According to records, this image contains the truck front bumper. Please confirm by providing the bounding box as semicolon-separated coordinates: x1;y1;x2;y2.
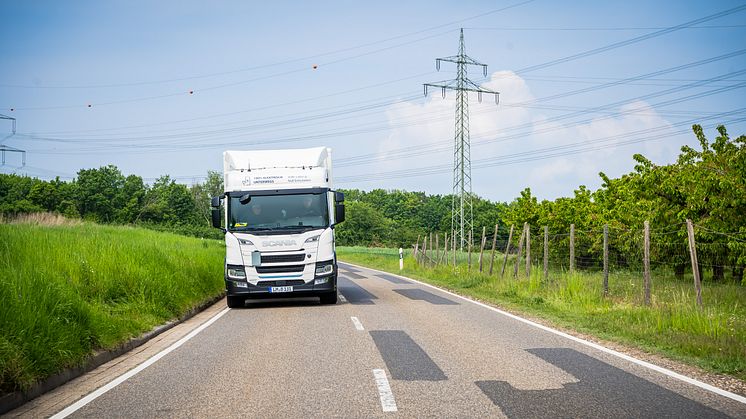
225;273;337;298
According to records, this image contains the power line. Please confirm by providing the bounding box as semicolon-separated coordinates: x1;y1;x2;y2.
335;65;746;169
335;112;746;183
514;4;746;74
19;66;746;156
464;24;746;31
0;1;533;90
19;72;437;136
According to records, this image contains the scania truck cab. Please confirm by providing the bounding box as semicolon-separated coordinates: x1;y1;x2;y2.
211;147;345;308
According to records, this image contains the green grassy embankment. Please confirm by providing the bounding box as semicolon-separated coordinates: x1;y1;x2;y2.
0;217;225;394
338;246;746;381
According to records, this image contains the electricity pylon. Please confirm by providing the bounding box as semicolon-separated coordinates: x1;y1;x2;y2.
424;28;498;250
0;114;24;166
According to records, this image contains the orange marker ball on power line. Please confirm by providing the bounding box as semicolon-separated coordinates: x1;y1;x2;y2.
9;108;14;112
189;90;194;95
312;64;318;70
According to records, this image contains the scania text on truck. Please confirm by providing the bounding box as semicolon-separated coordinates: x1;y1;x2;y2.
210;147;345;308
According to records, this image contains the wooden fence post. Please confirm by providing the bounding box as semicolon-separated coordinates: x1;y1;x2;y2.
414;235;420;264
543;226;548;282
686;219;703;308
501;224;514;278
489;224;498;275
468;230;473;271
478;226;487;272
435;233;440;267
603;224;609;297
429;232;433;266
525;223;531;277
452;229;457;267
423;234;429;266
570;223;575;273
643;220;651;306
442;232;449;266
513;224;526;278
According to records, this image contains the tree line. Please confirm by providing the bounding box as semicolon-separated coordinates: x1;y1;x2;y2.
0;166;224;239
1;125;743;282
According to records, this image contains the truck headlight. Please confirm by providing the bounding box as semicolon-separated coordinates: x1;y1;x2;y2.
305;235;320;243
238;239;253;246
315;262;333;276
227;265;246;280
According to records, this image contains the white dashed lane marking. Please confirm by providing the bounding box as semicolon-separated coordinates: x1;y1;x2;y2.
350;316;364;331
372;369;398;412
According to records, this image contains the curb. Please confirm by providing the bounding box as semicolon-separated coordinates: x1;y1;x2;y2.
0;292;226;415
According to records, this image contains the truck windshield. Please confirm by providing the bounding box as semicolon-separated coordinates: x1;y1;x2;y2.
228;193;329;233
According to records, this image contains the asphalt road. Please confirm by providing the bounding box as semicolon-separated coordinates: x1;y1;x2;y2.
28;262;746;418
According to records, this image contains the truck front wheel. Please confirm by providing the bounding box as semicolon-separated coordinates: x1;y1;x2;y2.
319;292;337;305
227;296;245;308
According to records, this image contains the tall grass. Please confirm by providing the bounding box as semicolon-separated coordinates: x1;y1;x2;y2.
0;221;225;394
338;246;746;380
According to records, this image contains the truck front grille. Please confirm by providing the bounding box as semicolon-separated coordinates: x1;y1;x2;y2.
261;254;306;264
255;265;305;274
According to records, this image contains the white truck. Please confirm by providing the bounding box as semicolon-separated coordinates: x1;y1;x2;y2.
210;147;345;308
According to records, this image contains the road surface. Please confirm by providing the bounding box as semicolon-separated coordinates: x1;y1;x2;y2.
8;262;746;418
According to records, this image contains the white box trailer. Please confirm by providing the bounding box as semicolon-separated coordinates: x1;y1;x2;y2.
211;146;345;307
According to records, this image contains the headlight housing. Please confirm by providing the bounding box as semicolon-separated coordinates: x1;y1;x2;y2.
238;239;253;246
315;261;333;276
227;264;246;280
305;235;320;243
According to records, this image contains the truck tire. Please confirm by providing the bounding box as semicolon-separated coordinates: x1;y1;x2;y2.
227;296;244;308
319;292;337;305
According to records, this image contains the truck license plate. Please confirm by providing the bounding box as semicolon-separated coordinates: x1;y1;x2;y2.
270;286;293;293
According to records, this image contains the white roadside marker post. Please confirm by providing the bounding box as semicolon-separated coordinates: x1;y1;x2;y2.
399;247;404;271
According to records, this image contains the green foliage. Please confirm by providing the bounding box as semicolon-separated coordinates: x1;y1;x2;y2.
335;201;392;246
0;166;215;239
338;188;508;247
501;125;746;283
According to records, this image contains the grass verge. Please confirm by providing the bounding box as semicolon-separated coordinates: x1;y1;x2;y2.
338;246;746;381
0;221;225;394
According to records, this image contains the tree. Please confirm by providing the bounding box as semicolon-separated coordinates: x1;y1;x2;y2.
191;171;223;223
335;201;392;246
75;165;125;222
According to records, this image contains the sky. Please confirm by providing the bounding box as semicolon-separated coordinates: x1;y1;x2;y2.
1;0;745;203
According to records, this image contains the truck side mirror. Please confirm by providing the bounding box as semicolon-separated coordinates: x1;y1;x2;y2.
211;196;221;208
211;208;222;229
335;203;345;224
334;191;344;203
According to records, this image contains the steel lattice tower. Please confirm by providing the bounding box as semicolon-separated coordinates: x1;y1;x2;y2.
0;114;24;167
424;29;498;250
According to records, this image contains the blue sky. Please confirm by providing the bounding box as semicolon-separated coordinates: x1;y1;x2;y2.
1;0;745;202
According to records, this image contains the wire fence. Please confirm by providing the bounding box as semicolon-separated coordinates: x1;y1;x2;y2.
412;219;745;307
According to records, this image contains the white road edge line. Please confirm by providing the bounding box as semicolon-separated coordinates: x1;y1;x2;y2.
341;262;746;405
51;307;232;418
372;369;398;412
351;316;365;331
